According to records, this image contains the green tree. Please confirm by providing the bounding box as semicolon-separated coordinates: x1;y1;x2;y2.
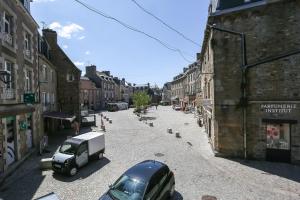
133;92;151;111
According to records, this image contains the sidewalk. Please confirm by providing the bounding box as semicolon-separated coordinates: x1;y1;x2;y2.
0;127;93;189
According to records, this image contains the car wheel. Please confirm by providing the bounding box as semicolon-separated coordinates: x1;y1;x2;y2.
98;152;104;159
69;167;77;176
169;184;175;198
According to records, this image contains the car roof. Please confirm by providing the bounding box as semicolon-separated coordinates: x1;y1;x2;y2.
124;160;167;182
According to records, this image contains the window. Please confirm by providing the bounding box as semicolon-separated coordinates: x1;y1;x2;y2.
42;65;48;81
42;92;46;105
24;33;30;50
67;73;75;82
266;123;290;150
25;69;32;92
4;12;12;34
4;61;14;89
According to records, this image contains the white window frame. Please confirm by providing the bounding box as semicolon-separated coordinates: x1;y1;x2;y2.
25;69;32;92
4;12;11;34
67;73;75;82
4;60;13;89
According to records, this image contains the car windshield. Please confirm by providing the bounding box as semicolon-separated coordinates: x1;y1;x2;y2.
59;142;77;155
108;175;147;200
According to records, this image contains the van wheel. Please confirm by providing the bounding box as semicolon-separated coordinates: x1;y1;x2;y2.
69;167;77;176
98;152;104;160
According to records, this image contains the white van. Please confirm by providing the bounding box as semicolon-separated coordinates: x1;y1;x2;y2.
52;131;105;176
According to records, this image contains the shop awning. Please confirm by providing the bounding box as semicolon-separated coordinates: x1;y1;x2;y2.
0;104;35;117
43;111;76;122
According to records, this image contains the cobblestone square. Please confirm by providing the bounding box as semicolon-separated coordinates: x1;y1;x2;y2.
0;106;300;200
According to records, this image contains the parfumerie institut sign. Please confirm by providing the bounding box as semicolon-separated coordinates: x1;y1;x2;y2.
261;104;297;113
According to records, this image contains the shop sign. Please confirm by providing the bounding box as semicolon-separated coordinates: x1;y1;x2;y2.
261;104;297;113
24;93;35;104
19;121;28;130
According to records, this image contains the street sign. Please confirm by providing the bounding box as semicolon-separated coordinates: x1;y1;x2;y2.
24;93;35;104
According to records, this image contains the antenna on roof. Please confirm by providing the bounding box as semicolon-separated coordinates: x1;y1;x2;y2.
41;21;47;29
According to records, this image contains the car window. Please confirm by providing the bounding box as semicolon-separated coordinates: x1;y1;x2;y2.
77;143;87;155
144;167;169;199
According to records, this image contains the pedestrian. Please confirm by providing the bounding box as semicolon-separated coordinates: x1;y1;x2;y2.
72;120;80;135
155;104;158;110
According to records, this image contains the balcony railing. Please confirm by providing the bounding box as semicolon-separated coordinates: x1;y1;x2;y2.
3;33;13;46
0;88;15;100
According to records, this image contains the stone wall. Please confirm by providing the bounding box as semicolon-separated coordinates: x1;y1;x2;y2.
208;0;300;162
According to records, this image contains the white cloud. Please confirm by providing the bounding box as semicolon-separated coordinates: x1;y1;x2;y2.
78;36;86;40
49;22;84;39
63;45;68;49
85;51;90;55
74;61;85;67
33;0;56;3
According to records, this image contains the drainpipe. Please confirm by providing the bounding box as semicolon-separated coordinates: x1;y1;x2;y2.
208;24;248;159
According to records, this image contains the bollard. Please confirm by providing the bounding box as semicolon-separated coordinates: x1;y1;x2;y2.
175;132;181;138
109;119;112;124
101;125;106;131
104;116;107;119
167;128;172;134
106;118;109;121
149;122;153;127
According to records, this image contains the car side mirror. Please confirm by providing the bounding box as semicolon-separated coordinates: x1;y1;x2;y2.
108;184;113;189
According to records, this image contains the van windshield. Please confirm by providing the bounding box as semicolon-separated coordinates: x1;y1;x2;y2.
59;142;78;155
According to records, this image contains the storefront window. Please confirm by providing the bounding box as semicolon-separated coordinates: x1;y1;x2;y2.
266;123;290;150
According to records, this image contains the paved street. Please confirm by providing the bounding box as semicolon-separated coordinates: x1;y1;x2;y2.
1;106;300;200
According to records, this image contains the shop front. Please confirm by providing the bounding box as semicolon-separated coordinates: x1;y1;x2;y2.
0;105;35;174
248;102;300;164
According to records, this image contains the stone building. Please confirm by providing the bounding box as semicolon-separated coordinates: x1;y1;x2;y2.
0;0;41;173
43;29;81;123
120;78;133;104
80;76;101;111
85;66;115;108
38;33;58;135
170;73;185;106
183;63;197;108
113;77;121;102
199;0;300;164
162;82;171;105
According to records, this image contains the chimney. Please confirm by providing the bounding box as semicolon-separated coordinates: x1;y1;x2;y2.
86;65;96;78
103;71;110;76
42;29;58;45
197;53;201;61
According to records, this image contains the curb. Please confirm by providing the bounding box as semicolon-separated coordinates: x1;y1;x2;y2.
0;148;37;186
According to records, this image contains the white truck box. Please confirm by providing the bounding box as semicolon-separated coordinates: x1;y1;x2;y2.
73;131;105;156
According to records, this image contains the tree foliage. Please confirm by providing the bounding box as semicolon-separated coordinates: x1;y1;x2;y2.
133;92;151;109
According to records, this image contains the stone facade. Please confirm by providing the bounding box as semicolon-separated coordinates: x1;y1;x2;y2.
80;76;101;111
162;82;171;104
42;29;81;122
0;0;41;173
85;66;115;109
199;0;300;164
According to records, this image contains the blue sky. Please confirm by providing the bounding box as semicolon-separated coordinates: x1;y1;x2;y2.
31;0;210;87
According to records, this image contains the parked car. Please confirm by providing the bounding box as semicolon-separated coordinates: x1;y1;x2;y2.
174;105;181;111
99;160;175;200
52;131;105;176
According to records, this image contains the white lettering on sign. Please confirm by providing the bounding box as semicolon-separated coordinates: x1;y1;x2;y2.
260;104;297;113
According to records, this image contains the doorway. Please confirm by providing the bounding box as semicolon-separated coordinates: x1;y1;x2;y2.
265;122;291;163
